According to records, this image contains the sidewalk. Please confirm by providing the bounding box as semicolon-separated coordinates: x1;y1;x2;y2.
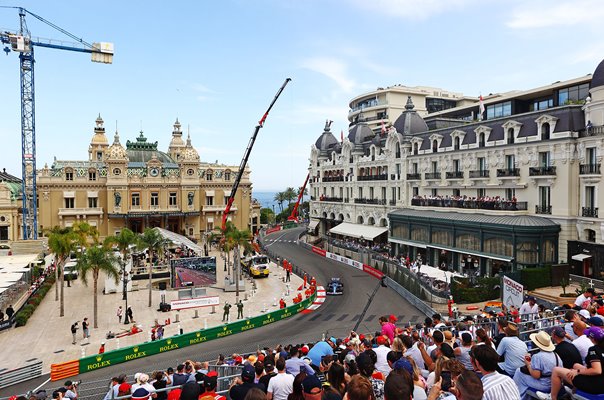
0;248;303;372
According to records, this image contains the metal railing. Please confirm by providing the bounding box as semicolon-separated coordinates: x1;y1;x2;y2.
357;174;387;181
496;168;520;177
529;166;556;176
446;171;464;179
0;360;43;389
406;173;421;180
425;172;441;180
579;163;601;175
469;170;489;178
411;198;527;211
569;274;604;290
581;207;599;218
535;205;552;214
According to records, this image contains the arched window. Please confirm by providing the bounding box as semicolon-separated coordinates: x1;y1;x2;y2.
454;137;460;150
507;128;515;144
395;143;401;158
541;123;550;140
432;140;438;153
479;132;485;147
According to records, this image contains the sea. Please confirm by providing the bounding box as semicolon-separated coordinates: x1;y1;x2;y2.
253;191;279;211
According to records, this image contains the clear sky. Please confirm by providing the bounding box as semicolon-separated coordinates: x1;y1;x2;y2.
0;0;603;191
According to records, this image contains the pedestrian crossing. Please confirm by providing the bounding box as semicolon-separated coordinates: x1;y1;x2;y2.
264;239;296;243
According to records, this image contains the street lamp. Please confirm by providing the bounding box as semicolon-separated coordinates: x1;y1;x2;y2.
122;264;131;324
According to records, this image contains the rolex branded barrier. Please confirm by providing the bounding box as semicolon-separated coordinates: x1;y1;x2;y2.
77;294;315;374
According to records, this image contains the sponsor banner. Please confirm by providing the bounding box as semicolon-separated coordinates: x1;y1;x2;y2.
170;295;220;310
363;264;384;279
502;275;523;309
311;246;326;257
79;295;315;373
266;226;282;235
326;252;363;270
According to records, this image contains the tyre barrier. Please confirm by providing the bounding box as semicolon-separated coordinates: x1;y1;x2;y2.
50;359;80;382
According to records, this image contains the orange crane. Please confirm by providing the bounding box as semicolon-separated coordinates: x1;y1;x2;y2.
288;173;310;222
222;78;291;231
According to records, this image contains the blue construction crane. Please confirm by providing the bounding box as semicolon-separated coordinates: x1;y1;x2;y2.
1;7;113;239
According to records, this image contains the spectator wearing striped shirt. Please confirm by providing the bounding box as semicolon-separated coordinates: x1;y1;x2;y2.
470;344;520;400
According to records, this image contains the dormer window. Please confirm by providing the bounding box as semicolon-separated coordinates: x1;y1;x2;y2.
479;132;486;147
432;140;438;153
395;143;401;158
454;137;460;150
507;128;515;144
65;169;74;181
541;123;550;140
96;151;103;161
413;143;419;155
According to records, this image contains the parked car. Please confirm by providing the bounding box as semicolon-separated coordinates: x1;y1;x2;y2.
326;277;343;295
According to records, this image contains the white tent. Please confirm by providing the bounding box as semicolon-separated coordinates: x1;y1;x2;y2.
155;228;204;254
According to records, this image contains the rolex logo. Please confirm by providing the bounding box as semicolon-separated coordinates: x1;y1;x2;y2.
223;326;227;331
196;332;201;337
267;314;271;319
133;346;139;353
246;320;250;324
167;339;172;345
96;355;103;362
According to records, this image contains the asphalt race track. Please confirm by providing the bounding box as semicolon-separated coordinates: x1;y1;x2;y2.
3;227;423;398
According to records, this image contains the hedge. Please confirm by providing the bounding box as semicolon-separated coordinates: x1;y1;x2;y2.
14;275;56;327
520;266;551;291
451;276;500;304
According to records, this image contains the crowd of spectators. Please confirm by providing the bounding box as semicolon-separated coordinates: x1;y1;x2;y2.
411;195;520;211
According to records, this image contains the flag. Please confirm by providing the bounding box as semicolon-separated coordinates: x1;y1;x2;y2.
341;130;344;142
479;95;485;120
381;120;386;136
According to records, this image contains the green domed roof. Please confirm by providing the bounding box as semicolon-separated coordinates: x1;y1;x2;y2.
126;131;176;164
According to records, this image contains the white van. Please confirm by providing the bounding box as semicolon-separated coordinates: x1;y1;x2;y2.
63;261;79;280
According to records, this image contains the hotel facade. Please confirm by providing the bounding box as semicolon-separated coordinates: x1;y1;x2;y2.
309;59;604;279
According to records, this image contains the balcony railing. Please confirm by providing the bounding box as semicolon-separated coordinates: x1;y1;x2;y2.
469;170;489;178
354;198;387;205
389;200;396;206
529;166;556;176
411;198;527;211
319;196;343;202
58;207;104;216
579;125;604;137
425;172;441;180
579;164;601;175
535;205;552;214
322;176;344;182
357;174;388;181
582;207;599;218
406;173;421;180
446;171;464;179
496;168;520;177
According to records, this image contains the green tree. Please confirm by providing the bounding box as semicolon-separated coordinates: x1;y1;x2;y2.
224;222;253;302
139;228;171;307
72;221;99;249
77;245;119;328
46;226;77;317
284;187;297;206
104;228;139;321
260;207;274;224
273;192;286;213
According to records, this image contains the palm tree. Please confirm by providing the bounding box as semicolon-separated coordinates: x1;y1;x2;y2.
224;222;253;302
284;187;297;207
104;228;138;323
139;228;171;307
77;245;119;328
72;221;99;249
46;226;77;317
273;192;285;213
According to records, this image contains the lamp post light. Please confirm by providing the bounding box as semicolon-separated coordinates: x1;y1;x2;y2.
122;266;130;324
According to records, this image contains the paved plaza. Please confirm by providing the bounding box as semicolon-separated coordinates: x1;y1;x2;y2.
0;249;302;372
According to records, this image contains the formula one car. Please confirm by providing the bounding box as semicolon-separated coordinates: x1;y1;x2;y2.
326;277;343;295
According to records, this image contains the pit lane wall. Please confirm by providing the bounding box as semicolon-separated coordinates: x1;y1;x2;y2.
58;296;315;376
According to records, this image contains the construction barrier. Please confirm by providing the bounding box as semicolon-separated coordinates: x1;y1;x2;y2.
50;359;80;382
78;294;316;374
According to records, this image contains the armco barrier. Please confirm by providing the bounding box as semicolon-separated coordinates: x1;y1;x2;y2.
50;359;79;382
0;360;43;387
78;295;315;374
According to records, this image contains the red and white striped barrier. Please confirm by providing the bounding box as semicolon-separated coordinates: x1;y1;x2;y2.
302;286;325;314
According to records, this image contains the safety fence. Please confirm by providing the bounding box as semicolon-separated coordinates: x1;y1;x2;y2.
0;360;43;389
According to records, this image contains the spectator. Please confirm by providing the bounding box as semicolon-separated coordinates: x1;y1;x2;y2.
287;371;307;400
572;320;593;361
551;327;583;369
259;359;278;392
575;288;595;310
475;328;494;349
538;326;604;399
118;383;131;398
345;375;376;400
132;373;156;396
200;371;226;400
102;377;120;400
496;322;527;376
454;333;474;371
493;318;507;349
450;369;484;400
563;310;579;340
286;346;315;376
470;344;520;400
392;357;425;400
513;331;561;398
62;381;78;400
402;335;425;371
325;362;347;399
229;363;266;400
268;357;295;400
373;336;392;378
384;368;413;400
307;339;334;368
244;388;266;400
432;313;446;330
172;364;189;386
301;374;323;400
151;371;168;400
131;388;151;400
519;296;539;321
379;316;396;344
356;352;384;400
178;382;199;400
